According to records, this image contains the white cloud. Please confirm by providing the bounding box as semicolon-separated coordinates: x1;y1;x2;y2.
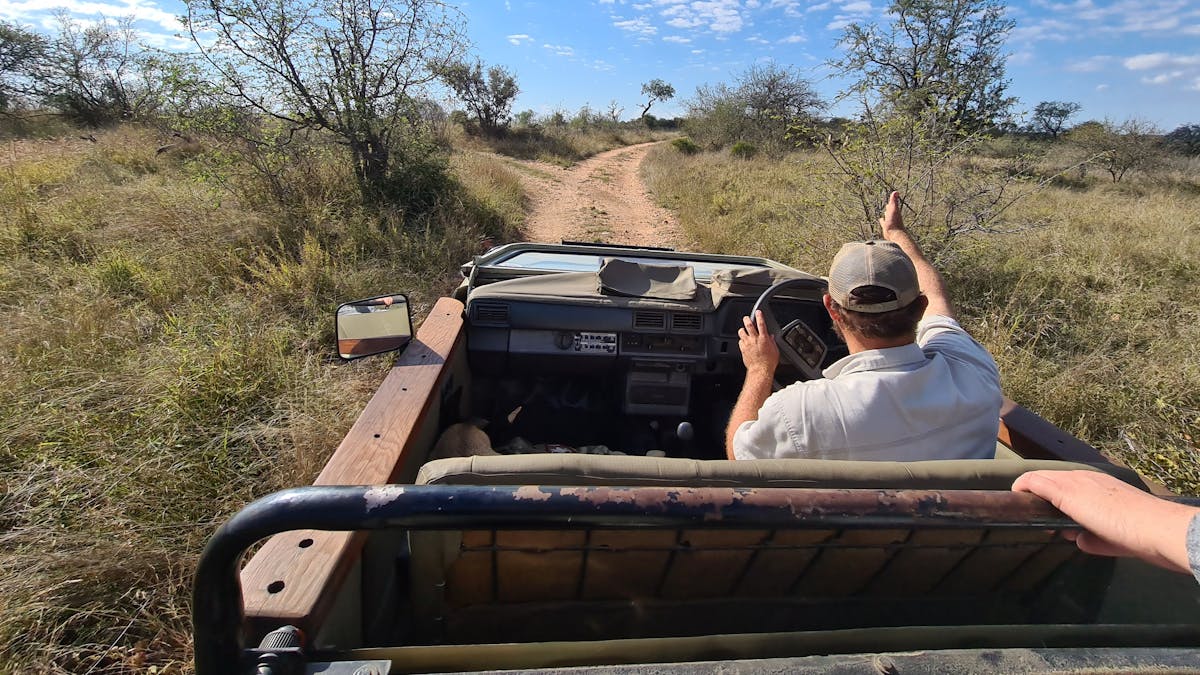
662;35;691;43
691;48;704;54
1032;0;1200;38
1095;83;1109;91
779;33;805;43
1008;49;1034;66
613;17;657;36
543;43;575;56
1066;55;1112;72
1123;52;1200;70
657;0;745;34
507;34;533;45
1142;70;1184;84
840;0;872;12
0;0;183;32
747;35;769;44
826;18;851;30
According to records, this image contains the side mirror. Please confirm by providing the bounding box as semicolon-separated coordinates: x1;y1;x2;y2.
335;294;412;360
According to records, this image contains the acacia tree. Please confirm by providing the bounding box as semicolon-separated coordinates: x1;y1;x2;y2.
439;60;519;136
835;0;1015;132
1070;118;1162;183
184;0;467;195
639;79;674;120
0;21;44;110
34;13;169;126
686;64;823;155
1031;101;1081;139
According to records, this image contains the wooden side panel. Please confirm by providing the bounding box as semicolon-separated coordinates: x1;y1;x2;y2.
240;298;465;638
735;530;834;597
496;531;587;603
583;530;676;600
792;529;910;597
660;530;769;600
998;397;1170;496
863;529;985;596
935;528;1053;594
1000;536;1079;592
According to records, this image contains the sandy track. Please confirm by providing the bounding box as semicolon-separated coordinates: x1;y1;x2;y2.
506;141;681;247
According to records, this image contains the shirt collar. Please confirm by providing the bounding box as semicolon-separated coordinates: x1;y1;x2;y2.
822;343;927;379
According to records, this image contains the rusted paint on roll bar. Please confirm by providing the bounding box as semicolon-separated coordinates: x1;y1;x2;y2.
193;485;1200;674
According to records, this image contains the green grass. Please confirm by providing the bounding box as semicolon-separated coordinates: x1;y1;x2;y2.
643;145;1200;494
0;125;524;672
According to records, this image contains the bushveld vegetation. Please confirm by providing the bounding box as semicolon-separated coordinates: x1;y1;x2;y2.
0;120;530;671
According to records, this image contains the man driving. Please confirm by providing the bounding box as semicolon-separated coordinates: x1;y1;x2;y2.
726;192;1002;461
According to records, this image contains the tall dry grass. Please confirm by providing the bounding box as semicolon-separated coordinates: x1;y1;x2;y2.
0;125;524;672
446;123;673;166
643;144;1200;493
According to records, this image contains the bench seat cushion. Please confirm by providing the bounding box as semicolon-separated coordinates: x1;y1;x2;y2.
415;454;1146;491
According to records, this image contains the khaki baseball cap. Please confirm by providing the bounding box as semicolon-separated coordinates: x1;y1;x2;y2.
827;240;921;313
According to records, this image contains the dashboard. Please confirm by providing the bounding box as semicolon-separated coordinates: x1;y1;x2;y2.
466;290;845;415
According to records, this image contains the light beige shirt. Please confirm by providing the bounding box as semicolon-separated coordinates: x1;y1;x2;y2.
733;315;1002;461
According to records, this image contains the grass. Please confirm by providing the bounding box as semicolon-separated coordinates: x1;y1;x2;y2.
643;144;1200;494
0;124;524;672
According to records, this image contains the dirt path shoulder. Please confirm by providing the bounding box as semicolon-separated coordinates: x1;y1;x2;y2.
504;141;681;247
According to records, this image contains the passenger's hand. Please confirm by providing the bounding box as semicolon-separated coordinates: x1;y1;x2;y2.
738;310;779;376
1012;470;1196;575
879;191;906;241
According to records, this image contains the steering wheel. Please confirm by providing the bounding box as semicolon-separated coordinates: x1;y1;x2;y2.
749;278;830;382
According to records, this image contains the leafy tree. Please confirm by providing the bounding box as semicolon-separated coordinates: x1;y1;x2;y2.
639;79;675;120
0;21;44;110
35;13;167;126
1069;118;1162;183
184;0;467;196
835;0;1016;132
685;64;823;156
1164;124;1200;156
439;59;519;136
1031;101;1081;139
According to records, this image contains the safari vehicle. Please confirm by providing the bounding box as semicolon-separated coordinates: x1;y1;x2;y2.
193;242;1200;674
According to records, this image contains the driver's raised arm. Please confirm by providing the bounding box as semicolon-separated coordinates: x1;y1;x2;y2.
879;192;954;321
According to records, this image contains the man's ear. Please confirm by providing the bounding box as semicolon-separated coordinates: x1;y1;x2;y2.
913;294;929;314
822;294;839;322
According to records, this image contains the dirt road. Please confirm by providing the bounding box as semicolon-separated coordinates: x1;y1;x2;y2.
507;141;681;247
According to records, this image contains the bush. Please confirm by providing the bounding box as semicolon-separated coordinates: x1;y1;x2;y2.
730;141;757;159
671;137;700;155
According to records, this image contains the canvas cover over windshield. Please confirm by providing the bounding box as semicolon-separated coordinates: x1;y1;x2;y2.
597;258;698;300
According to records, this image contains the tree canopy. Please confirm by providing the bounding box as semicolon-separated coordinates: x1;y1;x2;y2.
685;64;823;156
1031;101;1082;138
639;79;675;119
440;60;519;136
184;0;466;193
835;0;1015;132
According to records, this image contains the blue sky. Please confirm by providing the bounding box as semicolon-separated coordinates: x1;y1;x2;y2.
2;0;1199;128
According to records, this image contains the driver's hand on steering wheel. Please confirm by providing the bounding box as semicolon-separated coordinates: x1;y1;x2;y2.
739;310;780;376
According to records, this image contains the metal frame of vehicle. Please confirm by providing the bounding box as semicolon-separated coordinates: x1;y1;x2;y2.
197;243;1195;674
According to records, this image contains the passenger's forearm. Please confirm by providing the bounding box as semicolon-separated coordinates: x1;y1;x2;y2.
886;230;954;319
725;369;774;459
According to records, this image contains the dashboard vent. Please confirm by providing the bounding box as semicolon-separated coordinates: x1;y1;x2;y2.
633;311;666;330
672;313;702;332
472;302;509;325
